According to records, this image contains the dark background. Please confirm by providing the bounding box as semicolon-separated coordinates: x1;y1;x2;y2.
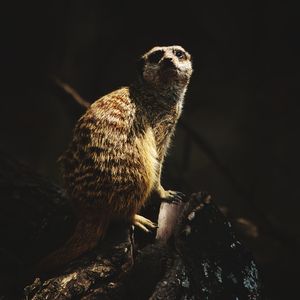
0;1;299;299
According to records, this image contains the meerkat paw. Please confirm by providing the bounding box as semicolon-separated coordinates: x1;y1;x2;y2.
133;214;158;233
158;187;186;204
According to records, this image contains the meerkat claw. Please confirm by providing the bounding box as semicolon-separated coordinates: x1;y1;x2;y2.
162;190;186;204
133;214;158;233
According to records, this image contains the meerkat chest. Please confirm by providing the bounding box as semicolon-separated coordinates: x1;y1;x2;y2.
155;114;177;134
152;108;180;150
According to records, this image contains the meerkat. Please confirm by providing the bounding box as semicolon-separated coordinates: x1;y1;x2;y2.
37;45;193;273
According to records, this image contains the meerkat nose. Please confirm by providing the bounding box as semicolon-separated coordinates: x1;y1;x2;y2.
160;57;174;69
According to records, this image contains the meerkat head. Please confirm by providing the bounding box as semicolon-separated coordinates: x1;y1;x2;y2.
138;45;193;91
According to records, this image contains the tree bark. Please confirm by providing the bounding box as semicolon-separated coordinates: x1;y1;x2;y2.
0;153;262;299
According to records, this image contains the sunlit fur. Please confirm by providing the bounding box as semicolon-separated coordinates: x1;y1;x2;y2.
37;46;193;272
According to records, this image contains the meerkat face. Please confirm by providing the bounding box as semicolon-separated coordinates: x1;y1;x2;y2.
139;45;193;89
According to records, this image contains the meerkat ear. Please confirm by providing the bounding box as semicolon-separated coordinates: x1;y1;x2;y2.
136;56;146;81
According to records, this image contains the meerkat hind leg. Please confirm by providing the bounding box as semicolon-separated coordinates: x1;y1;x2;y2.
133;214;158;232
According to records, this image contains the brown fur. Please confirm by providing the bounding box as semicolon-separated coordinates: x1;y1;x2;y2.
36;45;193;273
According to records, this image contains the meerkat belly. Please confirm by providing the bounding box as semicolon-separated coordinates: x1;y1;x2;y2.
134;127;159;198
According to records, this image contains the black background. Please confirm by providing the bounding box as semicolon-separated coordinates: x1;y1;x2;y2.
0;1;299;298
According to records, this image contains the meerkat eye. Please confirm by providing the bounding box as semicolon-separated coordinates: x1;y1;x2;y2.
148;50;164;64
174;49;185;59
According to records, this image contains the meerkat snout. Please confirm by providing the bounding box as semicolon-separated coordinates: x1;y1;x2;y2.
160;57;175;69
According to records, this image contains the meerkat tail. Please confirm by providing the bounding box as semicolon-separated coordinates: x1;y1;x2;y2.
35;214;111;275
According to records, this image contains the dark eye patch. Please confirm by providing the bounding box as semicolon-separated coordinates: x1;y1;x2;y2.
148;50;164;64
174;49;186;59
